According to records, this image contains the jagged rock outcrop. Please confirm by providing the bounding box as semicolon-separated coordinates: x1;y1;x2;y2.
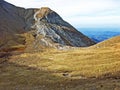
33;7;95;47
0;0;95;51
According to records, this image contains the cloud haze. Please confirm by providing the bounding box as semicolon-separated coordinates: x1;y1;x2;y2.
5;0;120;28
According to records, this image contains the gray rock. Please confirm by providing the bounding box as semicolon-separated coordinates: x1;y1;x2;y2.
33;7;95;47
0;1;95;51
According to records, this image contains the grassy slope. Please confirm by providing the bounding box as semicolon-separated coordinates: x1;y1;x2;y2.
0;36;120;90
91;36;120;48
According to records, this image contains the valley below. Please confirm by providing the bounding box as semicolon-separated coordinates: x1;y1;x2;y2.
80;28;120;43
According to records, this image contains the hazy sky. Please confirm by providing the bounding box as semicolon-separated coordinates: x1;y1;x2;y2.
5;0;120;28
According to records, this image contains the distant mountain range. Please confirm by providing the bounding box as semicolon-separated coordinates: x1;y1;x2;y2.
79;28;120;43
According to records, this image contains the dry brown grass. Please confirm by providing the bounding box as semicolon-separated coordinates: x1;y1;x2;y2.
10;47;120;78
1;36;120;90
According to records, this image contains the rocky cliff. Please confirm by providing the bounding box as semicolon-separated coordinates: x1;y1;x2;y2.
0;0;95;51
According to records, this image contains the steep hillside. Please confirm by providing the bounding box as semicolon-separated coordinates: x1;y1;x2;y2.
33;7;95;47
0;0;34;51
0;0;95;52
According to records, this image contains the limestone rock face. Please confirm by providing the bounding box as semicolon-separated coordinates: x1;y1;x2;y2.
0;0;95;51
33;7;95;47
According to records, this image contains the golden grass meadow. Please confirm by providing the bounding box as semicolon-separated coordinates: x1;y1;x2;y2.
1;36;120;90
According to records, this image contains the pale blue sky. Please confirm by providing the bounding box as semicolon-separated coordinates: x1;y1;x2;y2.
5;0;120;28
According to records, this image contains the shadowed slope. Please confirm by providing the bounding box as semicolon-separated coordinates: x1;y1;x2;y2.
0;0;34;51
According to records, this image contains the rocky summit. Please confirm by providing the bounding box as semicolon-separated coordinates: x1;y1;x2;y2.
0;0;95;51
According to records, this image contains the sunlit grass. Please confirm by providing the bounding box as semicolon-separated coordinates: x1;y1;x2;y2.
9;47;120;78
1;36;120;89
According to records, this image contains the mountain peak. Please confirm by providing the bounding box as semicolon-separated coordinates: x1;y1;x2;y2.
35;7;52;19
0;1;95;51
41;7;51;11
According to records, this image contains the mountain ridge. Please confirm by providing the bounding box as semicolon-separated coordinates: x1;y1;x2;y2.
0;0;95;52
